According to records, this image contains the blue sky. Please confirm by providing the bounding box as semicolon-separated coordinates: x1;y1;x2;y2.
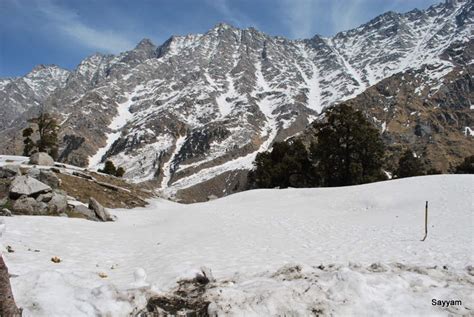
0;0;440;77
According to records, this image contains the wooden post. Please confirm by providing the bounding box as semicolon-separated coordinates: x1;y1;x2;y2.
421;201;428;241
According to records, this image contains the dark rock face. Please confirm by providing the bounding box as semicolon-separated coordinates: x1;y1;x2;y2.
58;135;85;164
0;0;471;201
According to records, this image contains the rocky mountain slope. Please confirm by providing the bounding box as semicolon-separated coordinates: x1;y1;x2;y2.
299;38;474;172
0;0;472;201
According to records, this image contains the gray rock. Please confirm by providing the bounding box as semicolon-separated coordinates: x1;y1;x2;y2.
48;192;68;213
9;176;52;199
38;170;61;188
0;197;8;205
53;189;68;196
12;196;37;214
0;165;21;179
29;152;54;166
28;168;60;188
59;213;68;217
27;168;40;179
72;204;97;220
89;197;116;222
36;201;49;215
0;208;12;216
12;195;49;215
36;192;53;203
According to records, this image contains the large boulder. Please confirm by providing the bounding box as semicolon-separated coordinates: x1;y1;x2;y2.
28;169;60;188
0;165;21;179
89;197;116;222
0;208;12;217
47;192;68;213
27;168;40;179
29;152;54;166
9;176;52;199
36;192;53;203
72;204;97;220
12;196;48;215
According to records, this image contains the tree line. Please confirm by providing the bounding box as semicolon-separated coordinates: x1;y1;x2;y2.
248;104;473;189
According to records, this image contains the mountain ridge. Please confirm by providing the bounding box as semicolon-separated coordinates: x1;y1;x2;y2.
0;0;472;202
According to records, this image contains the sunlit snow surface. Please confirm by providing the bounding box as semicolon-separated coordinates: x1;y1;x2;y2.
1;175;473;316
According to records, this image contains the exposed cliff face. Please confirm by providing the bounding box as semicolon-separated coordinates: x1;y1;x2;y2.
0;0;472;201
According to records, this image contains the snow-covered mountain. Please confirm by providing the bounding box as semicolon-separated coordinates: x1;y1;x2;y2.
0;0;472;201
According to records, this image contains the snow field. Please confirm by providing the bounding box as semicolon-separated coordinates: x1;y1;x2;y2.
1;175;473;315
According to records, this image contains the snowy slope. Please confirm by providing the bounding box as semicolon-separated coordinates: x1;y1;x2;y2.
1;175;473;315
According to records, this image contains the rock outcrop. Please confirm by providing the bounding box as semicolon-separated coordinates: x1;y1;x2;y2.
0;255;22;316
28;168;61;188
12;196;47;215
29;152;55;166
9;176;52;199
89;197;116;222
0;165;21;179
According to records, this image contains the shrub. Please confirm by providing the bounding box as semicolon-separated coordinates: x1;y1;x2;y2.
395;149;425;178
115;167;126;178
454;155;474;174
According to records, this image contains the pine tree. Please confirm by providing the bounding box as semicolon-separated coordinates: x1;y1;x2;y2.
395;149;425;178
310;104;386;186
22;111;60;159
454;155;474;174
250;140;316;188
115;167;126;177
22;127;35;156
99;161;117;175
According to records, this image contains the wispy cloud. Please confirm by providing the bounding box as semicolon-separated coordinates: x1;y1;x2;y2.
206;0;259;28
5;0;135;54
37;1;135;53
280;0;390;38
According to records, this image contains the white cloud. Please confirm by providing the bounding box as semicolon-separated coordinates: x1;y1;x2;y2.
280;0;363;38
37;0;135;53
206;0;258;28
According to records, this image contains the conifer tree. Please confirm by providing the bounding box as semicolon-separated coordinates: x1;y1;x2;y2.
250;140;316;188
22;111;59;159
395;149;425;178
454;155;474;174
115;167;126;177
310;104;386;186
100;161;117;175
22;127;35;156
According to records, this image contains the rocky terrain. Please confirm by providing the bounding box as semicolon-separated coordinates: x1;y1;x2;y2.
0;154;152;220
299;39;474;172
0;0;472;202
